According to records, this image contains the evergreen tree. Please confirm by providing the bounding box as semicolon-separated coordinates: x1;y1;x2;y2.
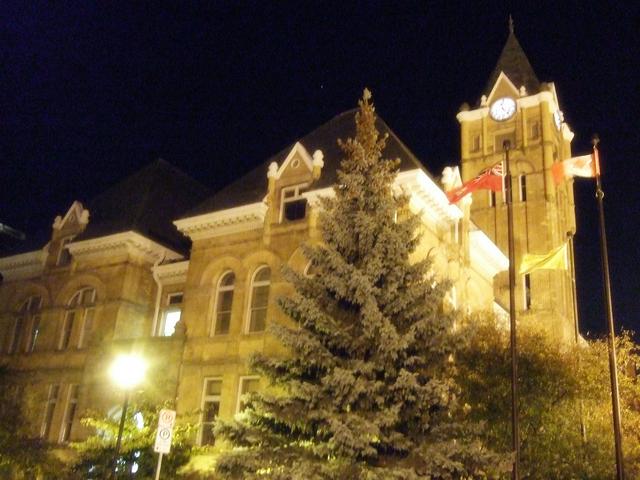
215;90;505;479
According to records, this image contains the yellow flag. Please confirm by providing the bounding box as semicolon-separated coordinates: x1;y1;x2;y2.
519;243;568;275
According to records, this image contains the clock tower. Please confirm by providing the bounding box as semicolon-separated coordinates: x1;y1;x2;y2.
456;24;578;342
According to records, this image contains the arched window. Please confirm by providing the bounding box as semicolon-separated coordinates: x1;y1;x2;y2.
8;295;42;354
213;271;235;335
60;287;96;350
247;266;270;333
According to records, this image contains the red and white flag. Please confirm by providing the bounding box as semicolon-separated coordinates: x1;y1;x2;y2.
447;162;504;204
551;153;597;185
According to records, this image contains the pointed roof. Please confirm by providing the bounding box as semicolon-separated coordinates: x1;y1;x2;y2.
187;109;429;217
482;28;540;100
76;159;210;253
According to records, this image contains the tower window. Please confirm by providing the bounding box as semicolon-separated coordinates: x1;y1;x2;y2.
529;121;540;139
200;378;222;446
523;273;532;310
280;185;308;222
488;190;496;207
494;132;516;152
471;134;481;152
519;175;527;202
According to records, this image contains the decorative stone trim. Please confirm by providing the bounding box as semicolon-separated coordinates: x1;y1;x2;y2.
175;202;268;241
153;260;189;285
67;231;182;264
469;228;509;278
0;249;48;281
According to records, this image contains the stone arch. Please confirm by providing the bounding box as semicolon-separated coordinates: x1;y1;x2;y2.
55;274;107;307
199;255;244;288
10;281;51;310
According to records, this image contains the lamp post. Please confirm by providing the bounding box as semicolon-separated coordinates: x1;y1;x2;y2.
109;354;147;478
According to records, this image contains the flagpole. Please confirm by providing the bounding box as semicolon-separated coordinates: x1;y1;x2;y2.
592;135;625;480
567;232;587;443
504;140;520;480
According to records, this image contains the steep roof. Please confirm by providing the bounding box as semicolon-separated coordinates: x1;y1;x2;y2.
482;30;540;100
188;109;430;216
75;159;210;253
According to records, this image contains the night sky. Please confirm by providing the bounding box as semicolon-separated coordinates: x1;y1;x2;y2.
2;1;638;336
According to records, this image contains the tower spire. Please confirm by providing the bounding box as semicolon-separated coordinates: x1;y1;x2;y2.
509;14;514;34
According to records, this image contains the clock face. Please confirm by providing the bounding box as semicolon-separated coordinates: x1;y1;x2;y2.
489;97;516;121
554;110;563;130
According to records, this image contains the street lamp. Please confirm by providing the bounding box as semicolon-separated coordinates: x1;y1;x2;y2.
109;354;147;477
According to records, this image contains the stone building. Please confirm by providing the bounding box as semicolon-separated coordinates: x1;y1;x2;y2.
0;28;576;473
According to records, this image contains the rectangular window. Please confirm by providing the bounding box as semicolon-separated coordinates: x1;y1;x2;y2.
519;175;527;202
59;311;74;350
236;376;260;413
56;237;73;267
60;384;79;442
214;289;233;335
200;379;222;446
280;185;308;222
529;121;540;139
249;285;269;332
523;274;532;310
471;134;481;152
42;384;60;439
8;317;24;354
488;190;496;207
160;292;183;337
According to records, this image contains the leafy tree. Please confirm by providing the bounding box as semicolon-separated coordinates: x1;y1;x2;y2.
215;90;506;479
455;315;640;479
0;365;65;479
70;401;196;479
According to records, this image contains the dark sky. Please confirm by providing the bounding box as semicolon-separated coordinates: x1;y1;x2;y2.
2;1;638;336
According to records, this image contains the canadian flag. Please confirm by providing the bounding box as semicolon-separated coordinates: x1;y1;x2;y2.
551;153;598;185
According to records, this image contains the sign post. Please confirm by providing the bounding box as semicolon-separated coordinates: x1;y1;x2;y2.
153;409;176;480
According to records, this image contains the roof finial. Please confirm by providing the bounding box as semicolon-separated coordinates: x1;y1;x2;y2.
508;14;514;34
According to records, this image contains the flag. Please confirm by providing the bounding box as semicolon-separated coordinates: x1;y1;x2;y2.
551;154;596;185
447;162;503;204
519;243;568;275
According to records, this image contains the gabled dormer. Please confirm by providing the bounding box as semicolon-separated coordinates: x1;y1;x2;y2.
266;142;324;224
49;201;90;268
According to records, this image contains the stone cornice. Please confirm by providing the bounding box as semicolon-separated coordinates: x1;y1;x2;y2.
174;202;268;241
67;231;182;264
0;249;48;281
153;260;189;285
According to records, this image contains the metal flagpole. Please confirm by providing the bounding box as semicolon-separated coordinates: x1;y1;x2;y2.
592;135;625;480
504;140;520;480
567;232;587;443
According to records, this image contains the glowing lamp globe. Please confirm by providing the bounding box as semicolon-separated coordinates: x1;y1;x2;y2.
109;354;147;390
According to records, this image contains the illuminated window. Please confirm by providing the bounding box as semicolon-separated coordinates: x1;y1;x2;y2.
523;274;532;310
60;287;96;350
159;292;183;337
60;384;79;442
9;295;42;354
247;267;270;333
280;185;308;222
56;237;74;267
41;384;60;439
519;175;527;202
200;378;222;446
236;376;260;413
